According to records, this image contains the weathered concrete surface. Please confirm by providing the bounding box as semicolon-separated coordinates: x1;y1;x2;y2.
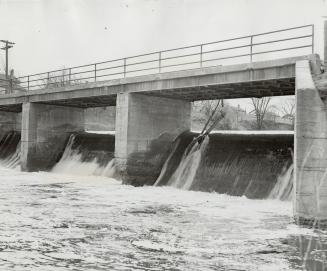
84;106;115;131
115;93;191;185
0;55;318;111
295;60;327;226
21;103;84;171
0;111;21;135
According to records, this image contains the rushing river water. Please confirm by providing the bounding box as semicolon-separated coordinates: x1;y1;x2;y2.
0;167;326;271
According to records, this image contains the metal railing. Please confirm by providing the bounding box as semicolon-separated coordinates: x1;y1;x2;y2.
0;78;12;94
14;24;314;91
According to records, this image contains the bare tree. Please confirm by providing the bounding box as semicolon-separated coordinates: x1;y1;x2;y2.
42;68;82;89
250;97;271;130
198;100;224;119
279;98;295;127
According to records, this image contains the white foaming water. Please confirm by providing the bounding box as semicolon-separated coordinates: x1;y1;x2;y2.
168;136;209;190
269;164;294;201
51;134;115;177
0;166;322;271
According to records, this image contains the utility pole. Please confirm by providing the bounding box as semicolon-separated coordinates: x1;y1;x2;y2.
0;40;15;79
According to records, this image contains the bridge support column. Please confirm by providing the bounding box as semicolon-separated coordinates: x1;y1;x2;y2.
21;103;84;171
115;93;191;185
295;60;327;226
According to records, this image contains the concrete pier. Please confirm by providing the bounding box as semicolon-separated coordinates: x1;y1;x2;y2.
21;103;84;171
115;93;191;185
295;60;327;226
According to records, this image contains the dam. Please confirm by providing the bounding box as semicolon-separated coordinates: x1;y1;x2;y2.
0;23;326;230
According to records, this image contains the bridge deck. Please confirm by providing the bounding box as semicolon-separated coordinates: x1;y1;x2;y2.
0;54;318;112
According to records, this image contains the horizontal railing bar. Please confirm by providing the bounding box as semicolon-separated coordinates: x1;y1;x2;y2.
95;71;124;78
68;69;95;77
251;34;313;47
160;60;202;69
160;52;201;61
202;53;251;63
125;58;159;67
126;66;159;74
96;64;124;72
251;24;313;38
202;44;251;55
252;44;312;55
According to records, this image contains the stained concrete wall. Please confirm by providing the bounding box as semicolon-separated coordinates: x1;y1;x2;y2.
115;93;191;185
21;103;84;171
295;60;327;226
84;106;115;131
0;111;21;135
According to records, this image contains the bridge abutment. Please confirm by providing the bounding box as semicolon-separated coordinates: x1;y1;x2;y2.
21;102;84;171
295;60;327;226
115;93;191;185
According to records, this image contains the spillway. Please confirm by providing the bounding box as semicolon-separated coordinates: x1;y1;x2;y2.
0;131;21;169
52;132;116;177
155;131;293;199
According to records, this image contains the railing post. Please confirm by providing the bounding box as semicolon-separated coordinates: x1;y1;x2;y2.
9;78;13;94
27;75;30;91
69;68;72;84
123;58;127;77
312;24;314;54
94;64;97;82
200;44;203;68
250;36;253;63
159;52;162;73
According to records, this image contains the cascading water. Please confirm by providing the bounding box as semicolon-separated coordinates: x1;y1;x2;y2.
52;132;116;177
156;136;209;190
0;131;21;169
268;164;294;201
155;131;294;199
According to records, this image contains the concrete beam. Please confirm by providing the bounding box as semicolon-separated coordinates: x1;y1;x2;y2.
0;55;317;109
21;103;84;171
115;93;191;185
295;60;327;226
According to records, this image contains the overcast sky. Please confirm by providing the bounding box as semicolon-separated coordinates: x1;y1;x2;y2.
0;0;326;110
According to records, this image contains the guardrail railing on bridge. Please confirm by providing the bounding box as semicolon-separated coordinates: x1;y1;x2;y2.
13;24;314;92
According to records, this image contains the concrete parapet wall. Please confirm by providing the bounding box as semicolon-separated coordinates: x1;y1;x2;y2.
21;103;84;171
295;60;327;225
115;93;191;185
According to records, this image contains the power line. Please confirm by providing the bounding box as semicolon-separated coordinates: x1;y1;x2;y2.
0;40;15;78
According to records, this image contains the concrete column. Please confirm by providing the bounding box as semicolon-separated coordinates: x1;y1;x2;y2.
21;103;84;171
115;93;191;185
295;60;327;226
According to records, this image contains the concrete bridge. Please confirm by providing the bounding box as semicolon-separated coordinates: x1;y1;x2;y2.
0;24;326;226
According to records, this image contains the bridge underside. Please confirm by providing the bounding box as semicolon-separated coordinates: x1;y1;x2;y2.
143;77;295;101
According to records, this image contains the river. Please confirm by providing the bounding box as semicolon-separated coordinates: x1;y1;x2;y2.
0;167;325;271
